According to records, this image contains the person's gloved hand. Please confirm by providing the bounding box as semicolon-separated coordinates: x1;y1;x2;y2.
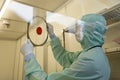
64;20;85;34
47;23;54;35
76;20;85;28
47;23;56;39
20;39;34;57
64;25;76;33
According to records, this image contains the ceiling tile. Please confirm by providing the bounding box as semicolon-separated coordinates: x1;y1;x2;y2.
14;0;69;11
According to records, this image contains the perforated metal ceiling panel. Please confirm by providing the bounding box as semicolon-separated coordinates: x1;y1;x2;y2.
100;3;120;25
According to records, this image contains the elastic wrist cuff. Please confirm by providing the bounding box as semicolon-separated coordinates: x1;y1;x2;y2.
50;33;56;39
25;53;34;62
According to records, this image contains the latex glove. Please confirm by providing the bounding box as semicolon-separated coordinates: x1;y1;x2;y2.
64;20;85;34
47;23;54;35
64;25;76;33
47;23;56;39
20;39;34;56
76;20;85;27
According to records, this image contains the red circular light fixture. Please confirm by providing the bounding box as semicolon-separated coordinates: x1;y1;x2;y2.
36;27;42;35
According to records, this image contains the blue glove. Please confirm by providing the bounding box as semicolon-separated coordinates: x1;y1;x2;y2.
20;39;34;61
47;23;56;39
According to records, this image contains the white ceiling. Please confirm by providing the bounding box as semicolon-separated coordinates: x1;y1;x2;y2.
14;0;69;11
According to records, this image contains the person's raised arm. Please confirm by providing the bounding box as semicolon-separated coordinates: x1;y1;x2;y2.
47;23;81;68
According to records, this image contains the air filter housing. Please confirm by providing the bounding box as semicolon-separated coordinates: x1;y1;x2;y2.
100;3;120;25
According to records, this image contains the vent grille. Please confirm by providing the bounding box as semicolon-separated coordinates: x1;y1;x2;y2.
100;3;120;25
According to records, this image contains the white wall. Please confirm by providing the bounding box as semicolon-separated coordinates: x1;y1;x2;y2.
104;22;120;49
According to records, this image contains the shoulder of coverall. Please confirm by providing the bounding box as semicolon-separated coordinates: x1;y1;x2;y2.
80;14;107;51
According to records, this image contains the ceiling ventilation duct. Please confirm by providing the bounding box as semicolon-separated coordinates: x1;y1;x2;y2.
99;3;120;25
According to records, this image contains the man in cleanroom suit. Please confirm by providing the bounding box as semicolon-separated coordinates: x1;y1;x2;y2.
21;14;110;80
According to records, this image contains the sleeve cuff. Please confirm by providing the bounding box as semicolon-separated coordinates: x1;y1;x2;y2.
25;53;35;62
51;37;61;46
50;33;56;39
